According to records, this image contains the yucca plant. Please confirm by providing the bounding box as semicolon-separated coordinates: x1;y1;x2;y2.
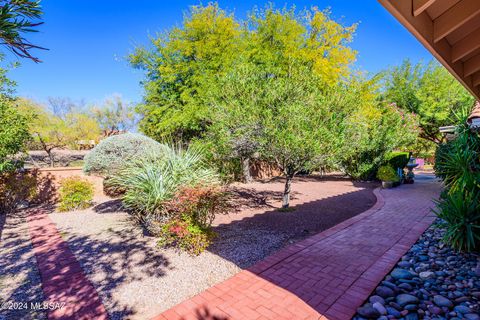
434;119;480;252
433;189;480;252
106;144;220;223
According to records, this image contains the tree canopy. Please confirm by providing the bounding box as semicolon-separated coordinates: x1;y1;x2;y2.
381;59;475;144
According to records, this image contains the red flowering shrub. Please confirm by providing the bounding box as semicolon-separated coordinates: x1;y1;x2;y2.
156;185;230;255
158;219;216;256
164;185;230;228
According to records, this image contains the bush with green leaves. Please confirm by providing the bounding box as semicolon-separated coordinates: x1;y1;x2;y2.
107;145;227;254
107;145;221;219
385;151;410;170
83;133;168;176
0;99;30;172
376;165;399;182
434;122;480;252
57;177;94;212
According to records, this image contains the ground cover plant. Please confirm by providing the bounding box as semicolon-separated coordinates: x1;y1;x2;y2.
57;176;94;212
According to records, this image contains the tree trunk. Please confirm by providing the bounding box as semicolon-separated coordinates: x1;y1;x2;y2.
47;150;55;167
282;174;293;208
241;157;253;183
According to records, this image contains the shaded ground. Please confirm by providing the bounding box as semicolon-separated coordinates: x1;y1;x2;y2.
0;211;46;320
3;174;377;320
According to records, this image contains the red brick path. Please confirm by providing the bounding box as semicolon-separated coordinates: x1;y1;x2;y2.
27;209;108;320
154;176;440;320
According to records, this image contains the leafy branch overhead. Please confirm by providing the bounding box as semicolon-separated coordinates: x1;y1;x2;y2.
0;0;46;62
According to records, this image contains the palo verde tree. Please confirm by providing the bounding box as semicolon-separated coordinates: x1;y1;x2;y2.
382;59;474;145
129;3;241;142
90;95;137;137
15;98;100;166
0;0;45;62
259;65;348;208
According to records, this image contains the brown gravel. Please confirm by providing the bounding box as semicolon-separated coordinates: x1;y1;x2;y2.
0;212;46;320
44;174;377;319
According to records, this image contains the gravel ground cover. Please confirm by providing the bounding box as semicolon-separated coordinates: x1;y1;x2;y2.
48;175;377;319
0;212;46;320
354;219;480;320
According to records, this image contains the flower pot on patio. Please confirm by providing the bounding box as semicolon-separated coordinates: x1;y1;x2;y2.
382;181;394;189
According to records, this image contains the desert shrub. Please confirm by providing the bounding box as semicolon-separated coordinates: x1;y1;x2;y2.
0;99;30;173
434;122;480;252
164;186;230;228
107;145;221;220
157;219;216;256
83;133;168;176
377;165;399;182
385;151;410;170
0;171;37;214
107;145;229;254
57;176;94;212
434;190;480;252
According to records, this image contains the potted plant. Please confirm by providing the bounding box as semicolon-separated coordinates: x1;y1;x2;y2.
377;165;400;188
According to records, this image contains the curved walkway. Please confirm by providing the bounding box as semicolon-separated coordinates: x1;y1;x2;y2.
153;174;441;320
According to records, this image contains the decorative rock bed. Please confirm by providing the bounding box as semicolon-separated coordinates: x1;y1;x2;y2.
354;219;480;320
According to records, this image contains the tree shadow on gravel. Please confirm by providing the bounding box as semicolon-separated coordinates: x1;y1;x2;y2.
92;199;124;214
58;227;172;319
0;211;47;319
209;176;378;269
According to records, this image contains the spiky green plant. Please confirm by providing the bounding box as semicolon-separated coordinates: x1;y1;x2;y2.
106;144;220;223
433;189;480;252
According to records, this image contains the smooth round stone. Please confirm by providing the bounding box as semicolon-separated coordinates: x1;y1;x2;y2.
392;268;414;280
378;316;388;320
405;313;419;320
465;314;480;320
396;294;419;307
455;296;469;303
382;281;397;290
373;302;387;315
376;286;395;298
405;304;418;311
389;302;402;310
357;305;381;318
429;306;443;315
433;295;453;308
398;283;413;291
419;271;435;279
453;305;470;314
369;295;385;305
386;306;401;317
398;261;412;268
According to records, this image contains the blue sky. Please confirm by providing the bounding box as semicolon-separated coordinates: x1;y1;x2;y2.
6;0;434;105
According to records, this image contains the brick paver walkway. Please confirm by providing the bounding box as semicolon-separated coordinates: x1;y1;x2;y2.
27;209;108;320
154;175;440;320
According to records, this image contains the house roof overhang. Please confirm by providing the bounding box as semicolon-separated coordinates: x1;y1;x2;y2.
378;0;480;101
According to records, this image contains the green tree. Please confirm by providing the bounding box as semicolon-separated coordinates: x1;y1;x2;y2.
0;97;29;171
339;77;420;180
259;65;347;207
129;3;241;141
0;0;45;62
382;60;474;144
90;95;137;137
16;98;100;166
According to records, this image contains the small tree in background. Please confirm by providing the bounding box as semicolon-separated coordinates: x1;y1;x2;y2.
15;98;100;166
91;95;137;137
382;59;474;145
